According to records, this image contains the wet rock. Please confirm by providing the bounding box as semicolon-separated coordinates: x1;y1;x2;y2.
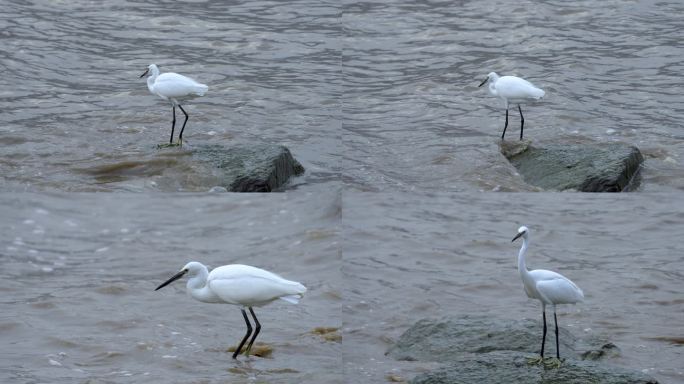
227;342;273;358
192;143;304;192
501;141;643;192
388;317;657;384
409;350;658;384
388;316;584;362
310;326;342;342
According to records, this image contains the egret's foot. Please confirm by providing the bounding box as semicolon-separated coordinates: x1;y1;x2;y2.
526;355;545;365
176;138;183;147
544;357;562;369
157;142;181;149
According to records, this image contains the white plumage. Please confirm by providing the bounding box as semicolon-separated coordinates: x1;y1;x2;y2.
155;261;306;359
147;69;208;102
479;72;544;140
512;226;583;367
207;264;307;306
140;64;208;145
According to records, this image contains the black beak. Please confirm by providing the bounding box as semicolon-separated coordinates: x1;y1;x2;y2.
478;77;489;87
512;232;524;242
139;68;149;78
155;269;187;291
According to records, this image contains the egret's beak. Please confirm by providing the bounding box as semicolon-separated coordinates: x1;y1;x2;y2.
478;77;489;87
155;269;188;291
512;232;524;242
139;68;149;78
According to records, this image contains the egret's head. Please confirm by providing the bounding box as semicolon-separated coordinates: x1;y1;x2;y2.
478;72;498;87
512;226;529;242
182;261;206;276
139;64;159;78
155;262;191;291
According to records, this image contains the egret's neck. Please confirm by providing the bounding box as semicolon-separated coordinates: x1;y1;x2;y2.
517;236;530;278
185;267;219;303
146;65;160;93
487;73;499;96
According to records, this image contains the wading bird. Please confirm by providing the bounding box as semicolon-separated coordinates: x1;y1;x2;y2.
140;64;208;146
479;72;544;140
512;226;584;368
155;261;306;359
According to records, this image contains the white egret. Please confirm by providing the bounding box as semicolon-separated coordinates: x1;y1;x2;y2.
512;226;584;368
155;261;306;359
479;72;544;140
140;64;208;146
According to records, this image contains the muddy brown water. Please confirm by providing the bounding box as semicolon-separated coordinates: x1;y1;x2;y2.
343;192;684;383
0;192;342;383
1;1;684;383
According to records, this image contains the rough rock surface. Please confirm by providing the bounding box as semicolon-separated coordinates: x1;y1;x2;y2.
410;350;658;384
192;143;304;192
387;316;609;362
500;141;643;192
387;317;657;384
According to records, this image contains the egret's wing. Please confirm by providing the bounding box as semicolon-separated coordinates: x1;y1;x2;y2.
497;76;544;99
209;276;304;305
154;73;207;98
535;276;584;305
208;264;305;305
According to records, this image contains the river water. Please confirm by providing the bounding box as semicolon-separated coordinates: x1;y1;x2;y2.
343;192;684;383
343;0;684;192
0;191;341;383
2;1;684;384
1;0;340;192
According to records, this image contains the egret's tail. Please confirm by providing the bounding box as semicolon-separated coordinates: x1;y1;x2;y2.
532;87;545;99
279;281;306;304
280;294;303;304
194;83;209;96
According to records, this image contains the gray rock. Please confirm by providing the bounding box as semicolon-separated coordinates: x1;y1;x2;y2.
409;350;658;384
192;143;304;192
388;317;658;384
501;141;643;192
387;316;595;362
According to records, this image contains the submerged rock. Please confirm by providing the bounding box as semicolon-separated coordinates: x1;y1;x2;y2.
79;142;304;192
410;350;658;384
387;317;658;384
191;143;304;192
501;141;643;192
388;316;593;362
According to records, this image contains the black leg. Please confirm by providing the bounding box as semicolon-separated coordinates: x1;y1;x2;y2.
501;108;509;140
244;307;261;356
170;106;176;144
233;309;252;359
518;104;524;140
178;104;189;143
540;309;547;358
554;311;560;359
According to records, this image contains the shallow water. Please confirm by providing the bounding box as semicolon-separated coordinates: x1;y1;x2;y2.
0;191;341;383
1;0;340;192
343;0;684;192
343;192;684;383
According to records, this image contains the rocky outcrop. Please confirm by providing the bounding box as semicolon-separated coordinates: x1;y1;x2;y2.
387;316;658;384
501;141;643;192
192;143;305;192
409;350;658;384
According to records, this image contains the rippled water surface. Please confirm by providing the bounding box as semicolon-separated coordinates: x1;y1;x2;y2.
1;0;340;192
0;191;341;383
343;192;684;383
343;0;684;192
